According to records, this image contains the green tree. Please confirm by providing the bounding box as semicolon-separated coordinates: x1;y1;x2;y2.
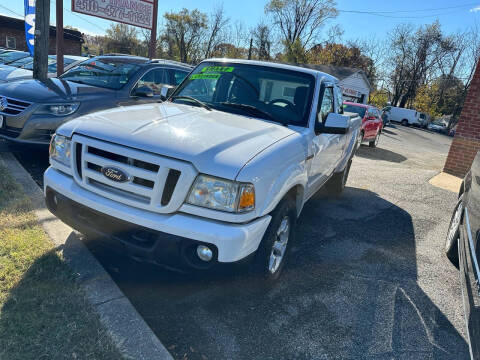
163;8;208;63
104;23;140;54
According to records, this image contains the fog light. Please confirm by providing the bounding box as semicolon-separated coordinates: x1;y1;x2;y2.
52;194;58;206
196;245;213;262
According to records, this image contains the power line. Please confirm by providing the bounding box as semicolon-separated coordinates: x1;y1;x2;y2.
0;4;23;18
63;7;107;33
339;2;479;15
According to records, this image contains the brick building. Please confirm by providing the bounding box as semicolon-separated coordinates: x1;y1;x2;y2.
444;61;480;177
0;14;83;55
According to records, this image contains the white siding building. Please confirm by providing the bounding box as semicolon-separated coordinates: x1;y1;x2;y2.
310;65;372;104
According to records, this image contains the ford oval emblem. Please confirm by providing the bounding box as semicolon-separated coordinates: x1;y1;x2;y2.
101;166;130;183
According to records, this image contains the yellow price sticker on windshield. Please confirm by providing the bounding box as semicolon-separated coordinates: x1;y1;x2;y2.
201;66;234;73
190;73;221;80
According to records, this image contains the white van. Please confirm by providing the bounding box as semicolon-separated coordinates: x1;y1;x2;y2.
382;106;421;126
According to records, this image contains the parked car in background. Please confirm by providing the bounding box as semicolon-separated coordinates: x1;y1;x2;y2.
382;105;422;127
343;101;383;148
427;120;448;134
0;55;87;83
0;56;192;145
0;50;30;65
419;112;430;128
44;59;361;281
445;150;480;359
449;124;457;137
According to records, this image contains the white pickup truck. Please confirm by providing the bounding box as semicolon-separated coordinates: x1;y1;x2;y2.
44;59;361;281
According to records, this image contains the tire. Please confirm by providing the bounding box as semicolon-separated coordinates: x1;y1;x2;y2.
445;196;464;268
326;158;352;196
401;119;409;126
254;197;296;282
369;131;380;148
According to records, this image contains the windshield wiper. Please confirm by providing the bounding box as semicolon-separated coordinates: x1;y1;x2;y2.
219;102;285;125
172;96;212;111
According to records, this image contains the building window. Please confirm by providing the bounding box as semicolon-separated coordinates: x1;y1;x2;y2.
6;36;16;49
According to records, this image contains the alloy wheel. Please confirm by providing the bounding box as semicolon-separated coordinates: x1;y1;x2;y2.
268;216;290;274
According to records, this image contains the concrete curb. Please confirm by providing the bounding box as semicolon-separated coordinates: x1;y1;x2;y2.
1;151;173;360
429;171;462;193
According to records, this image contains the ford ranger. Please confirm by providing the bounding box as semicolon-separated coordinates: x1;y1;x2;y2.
44;59;361;281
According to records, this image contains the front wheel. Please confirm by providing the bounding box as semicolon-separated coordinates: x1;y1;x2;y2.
326;159;352;196
401;119;409;126
369;131;380;148
254;197;296;282
445;196;464;268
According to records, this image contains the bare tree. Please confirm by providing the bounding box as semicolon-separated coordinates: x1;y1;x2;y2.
204;5;230;58
265;0;338;62
252;22;272;60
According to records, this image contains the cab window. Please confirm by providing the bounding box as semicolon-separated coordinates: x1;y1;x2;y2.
318;87;334;123
135;69;167;95
171;69;189;86
334;86;343;114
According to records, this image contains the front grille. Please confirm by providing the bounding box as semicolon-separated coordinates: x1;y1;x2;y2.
0;96;32;116
72;134;197;214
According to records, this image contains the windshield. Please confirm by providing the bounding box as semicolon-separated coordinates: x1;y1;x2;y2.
7;57;33;68
60;58;142;89
343;104;367;118
0;52;29;65
171;62;316;127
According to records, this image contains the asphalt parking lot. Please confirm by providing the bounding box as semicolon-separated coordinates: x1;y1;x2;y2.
6;125;469;359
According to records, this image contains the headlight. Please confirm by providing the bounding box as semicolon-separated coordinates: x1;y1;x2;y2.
49;134;71;167
187;175;255;213
35;103;79;116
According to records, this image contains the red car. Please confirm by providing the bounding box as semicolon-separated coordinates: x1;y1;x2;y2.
343;102;383;148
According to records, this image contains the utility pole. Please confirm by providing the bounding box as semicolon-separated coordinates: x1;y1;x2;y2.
33;0;50;80
248;38;253;60
148;0;158;59
56;0;64;77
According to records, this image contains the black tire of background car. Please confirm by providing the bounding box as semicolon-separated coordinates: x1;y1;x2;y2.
401;119;409;126
254;197;297;283
445;195;463;268
326;159;352;196
369;132;380;148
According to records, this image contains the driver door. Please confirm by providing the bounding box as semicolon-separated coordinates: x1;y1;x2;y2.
308;84;338;195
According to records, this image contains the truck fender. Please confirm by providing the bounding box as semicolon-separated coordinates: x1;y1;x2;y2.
258;162;308;218
336;117;360;173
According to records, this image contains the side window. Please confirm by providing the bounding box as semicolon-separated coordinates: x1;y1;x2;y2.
171;69;188;86
317;87;334;123
135;69;167;95
334;86;344;114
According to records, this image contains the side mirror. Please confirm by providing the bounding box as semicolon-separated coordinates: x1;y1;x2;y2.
316;113;350;135
133;86;154;98
160;85;175;101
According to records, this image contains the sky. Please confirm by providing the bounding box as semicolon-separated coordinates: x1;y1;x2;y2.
1;0;480;42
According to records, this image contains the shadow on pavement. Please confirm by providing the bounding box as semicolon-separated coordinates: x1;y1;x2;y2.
83;187;469;360
356;146;407;163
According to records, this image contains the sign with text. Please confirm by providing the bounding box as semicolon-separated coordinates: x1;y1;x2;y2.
71;0;154;29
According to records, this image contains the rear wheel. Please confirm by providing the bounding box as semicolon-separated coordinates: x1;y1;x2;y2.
254;197;296;282
401;119;409;126
369;131;380;148
445;196;463;268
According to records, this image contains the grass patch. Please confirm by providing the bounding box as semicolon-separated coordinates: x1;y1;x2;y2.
0;159;124;360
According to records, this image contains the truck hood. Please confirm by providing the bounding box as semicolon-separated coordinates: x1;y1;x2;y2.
0;78;115;103
59;102;295;179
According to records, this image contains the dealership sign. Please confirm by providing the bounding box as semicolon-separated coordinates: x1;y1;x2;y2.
24;0;35;56
341;86;361;99
72;0;154;29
